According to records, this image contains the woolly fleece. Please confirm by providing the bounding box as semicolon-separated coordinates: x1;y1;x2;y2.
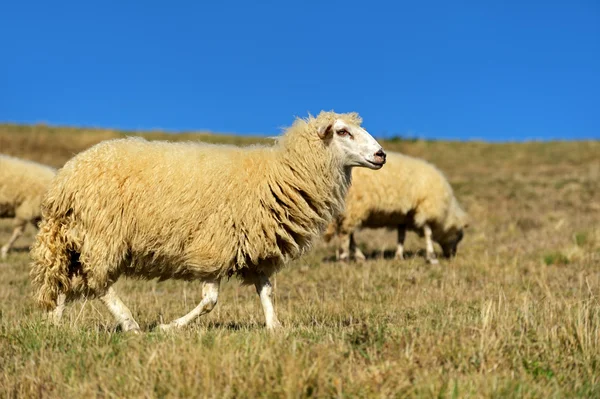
325;151;468;256
31;112;365;310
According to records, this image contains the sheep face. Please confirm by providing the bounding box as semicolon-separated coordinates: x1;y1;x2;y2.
439;228;464;258
318;119;386;170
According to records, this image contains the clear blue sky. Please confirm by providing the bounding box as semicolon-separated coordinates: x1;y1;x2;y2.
1;1;599;141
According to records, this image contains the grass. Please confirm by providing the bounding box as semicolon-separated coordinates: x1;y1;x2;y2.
1;123;599;397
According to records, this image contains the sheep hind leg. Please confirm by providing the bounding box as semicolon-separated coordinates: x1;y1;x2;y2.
1;222;25;259
100;287;141;333
255;273;281;331
423;224;439;264
158;278;220;331
395;224;406;260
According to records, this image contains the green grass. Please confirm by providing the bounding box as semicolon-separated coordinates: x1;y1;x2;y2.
543;252;570;266
1;124;599;397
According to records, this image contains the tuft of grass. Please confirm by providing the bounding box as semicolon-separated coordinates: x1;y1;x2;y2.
543;252;570;266
575;232;588;247
522;359;555;380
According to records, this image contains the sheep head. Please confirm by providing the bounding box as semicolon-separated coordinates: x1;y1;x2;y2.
314;111;386;170
440;228;464;258
439;203;469;258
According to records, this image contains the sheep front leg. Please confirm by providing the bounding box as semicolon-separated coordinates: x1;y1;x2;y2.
350;233;366;261
395;224;406;260
338;232;364;261
100;287;141;333
158;278;220;331
254;273;281;330
423;224;439;264
48;293;66;325
1;222;26;259
337;232;351;261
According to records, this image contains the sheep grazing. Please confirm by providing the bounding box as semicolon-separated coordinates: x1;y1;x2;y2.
0;155;55;259
324;151;468;264
30;111;386;332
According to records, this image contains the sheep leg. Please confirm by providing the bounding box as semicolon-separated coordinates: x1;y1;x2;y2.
158;279;220;331
395;224;406;260
48;293;66;325
338;232;363;261
100;287;141;333
254;273;281;330
338;232;351;261
423;224;439;264
350;233;366;261
1;223;26;259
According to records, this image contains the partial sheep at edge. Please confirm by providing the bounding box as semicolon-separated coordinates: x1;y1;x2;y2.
0;155;56;259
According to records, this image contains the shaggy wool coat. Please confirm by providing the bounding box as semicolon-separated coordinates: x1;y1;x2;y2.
324;151;467;247
0;155;55;227
31;112;362;310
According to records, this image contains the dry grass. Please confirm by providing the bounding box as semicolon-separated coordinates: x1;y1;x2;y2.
0;124;599;398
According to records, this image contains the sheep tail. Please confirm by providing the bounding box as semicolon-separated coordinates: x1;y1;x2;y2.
30;214;81;311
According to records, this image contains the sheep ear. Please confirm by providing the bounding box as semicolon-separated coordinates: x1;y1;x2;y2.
317;123;333;139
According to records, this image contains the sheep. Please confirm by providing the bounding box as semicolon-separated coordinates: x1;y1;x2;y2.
324;151;468;264
30;111;387;332
0;155;55;259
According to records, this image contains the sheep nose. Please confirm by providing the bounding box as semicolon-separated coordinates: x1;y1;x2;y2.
374;149;386;164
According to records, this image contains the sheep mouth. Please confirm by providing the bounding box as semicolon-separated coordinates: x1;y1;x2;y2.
366;159;385;168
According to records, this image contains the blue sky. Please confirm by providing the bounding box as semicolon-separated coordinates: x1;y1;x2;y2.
1;1;599;141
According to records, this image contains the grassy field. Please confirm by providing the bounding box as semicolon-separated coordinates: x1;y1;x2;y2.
1;123;599;398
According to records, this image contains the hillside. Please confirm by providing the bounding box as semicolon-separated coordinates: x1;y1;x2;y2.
1;123;599;397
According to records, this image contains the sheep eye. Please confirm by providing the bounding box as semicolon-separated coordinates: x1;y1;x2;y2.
337;129;350;137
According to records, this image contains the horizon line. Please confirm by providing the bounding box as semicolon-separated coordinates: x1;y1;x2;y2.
1;120;598;144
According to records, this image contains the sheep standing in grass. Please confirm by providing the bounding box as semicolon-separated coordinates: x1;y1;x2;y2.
30;111;386;332
324;151;467;264
0;155;55;259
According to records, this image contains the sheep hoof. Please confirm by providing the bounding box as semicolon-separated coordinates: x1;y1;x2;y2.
394;253;404;260
113;319;142;333
338;253;350;262
427;258;439;265
266;321;282;332
47;313;62;326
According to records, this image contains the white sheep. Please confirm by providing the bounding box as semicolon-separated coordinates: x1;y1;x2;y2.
324;151;468;263
0;155;55;259
30;111;386;332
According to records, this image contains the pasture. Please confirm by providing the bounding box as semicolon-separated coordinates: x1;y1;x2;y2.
1;124;599;397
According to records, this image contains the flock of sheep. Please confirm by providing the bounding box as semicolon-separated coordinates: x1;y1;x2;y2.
0;111;467;332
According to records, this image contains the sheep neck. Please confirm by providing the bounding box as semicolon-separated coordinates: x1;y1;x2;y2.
276;136;351;223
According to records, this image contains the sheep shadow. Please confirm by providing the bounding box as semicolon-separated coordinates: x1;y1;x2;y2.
3;246;31;254
322;249;427;263
0;247;31;265
206;321;256;331
145;320;256;333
